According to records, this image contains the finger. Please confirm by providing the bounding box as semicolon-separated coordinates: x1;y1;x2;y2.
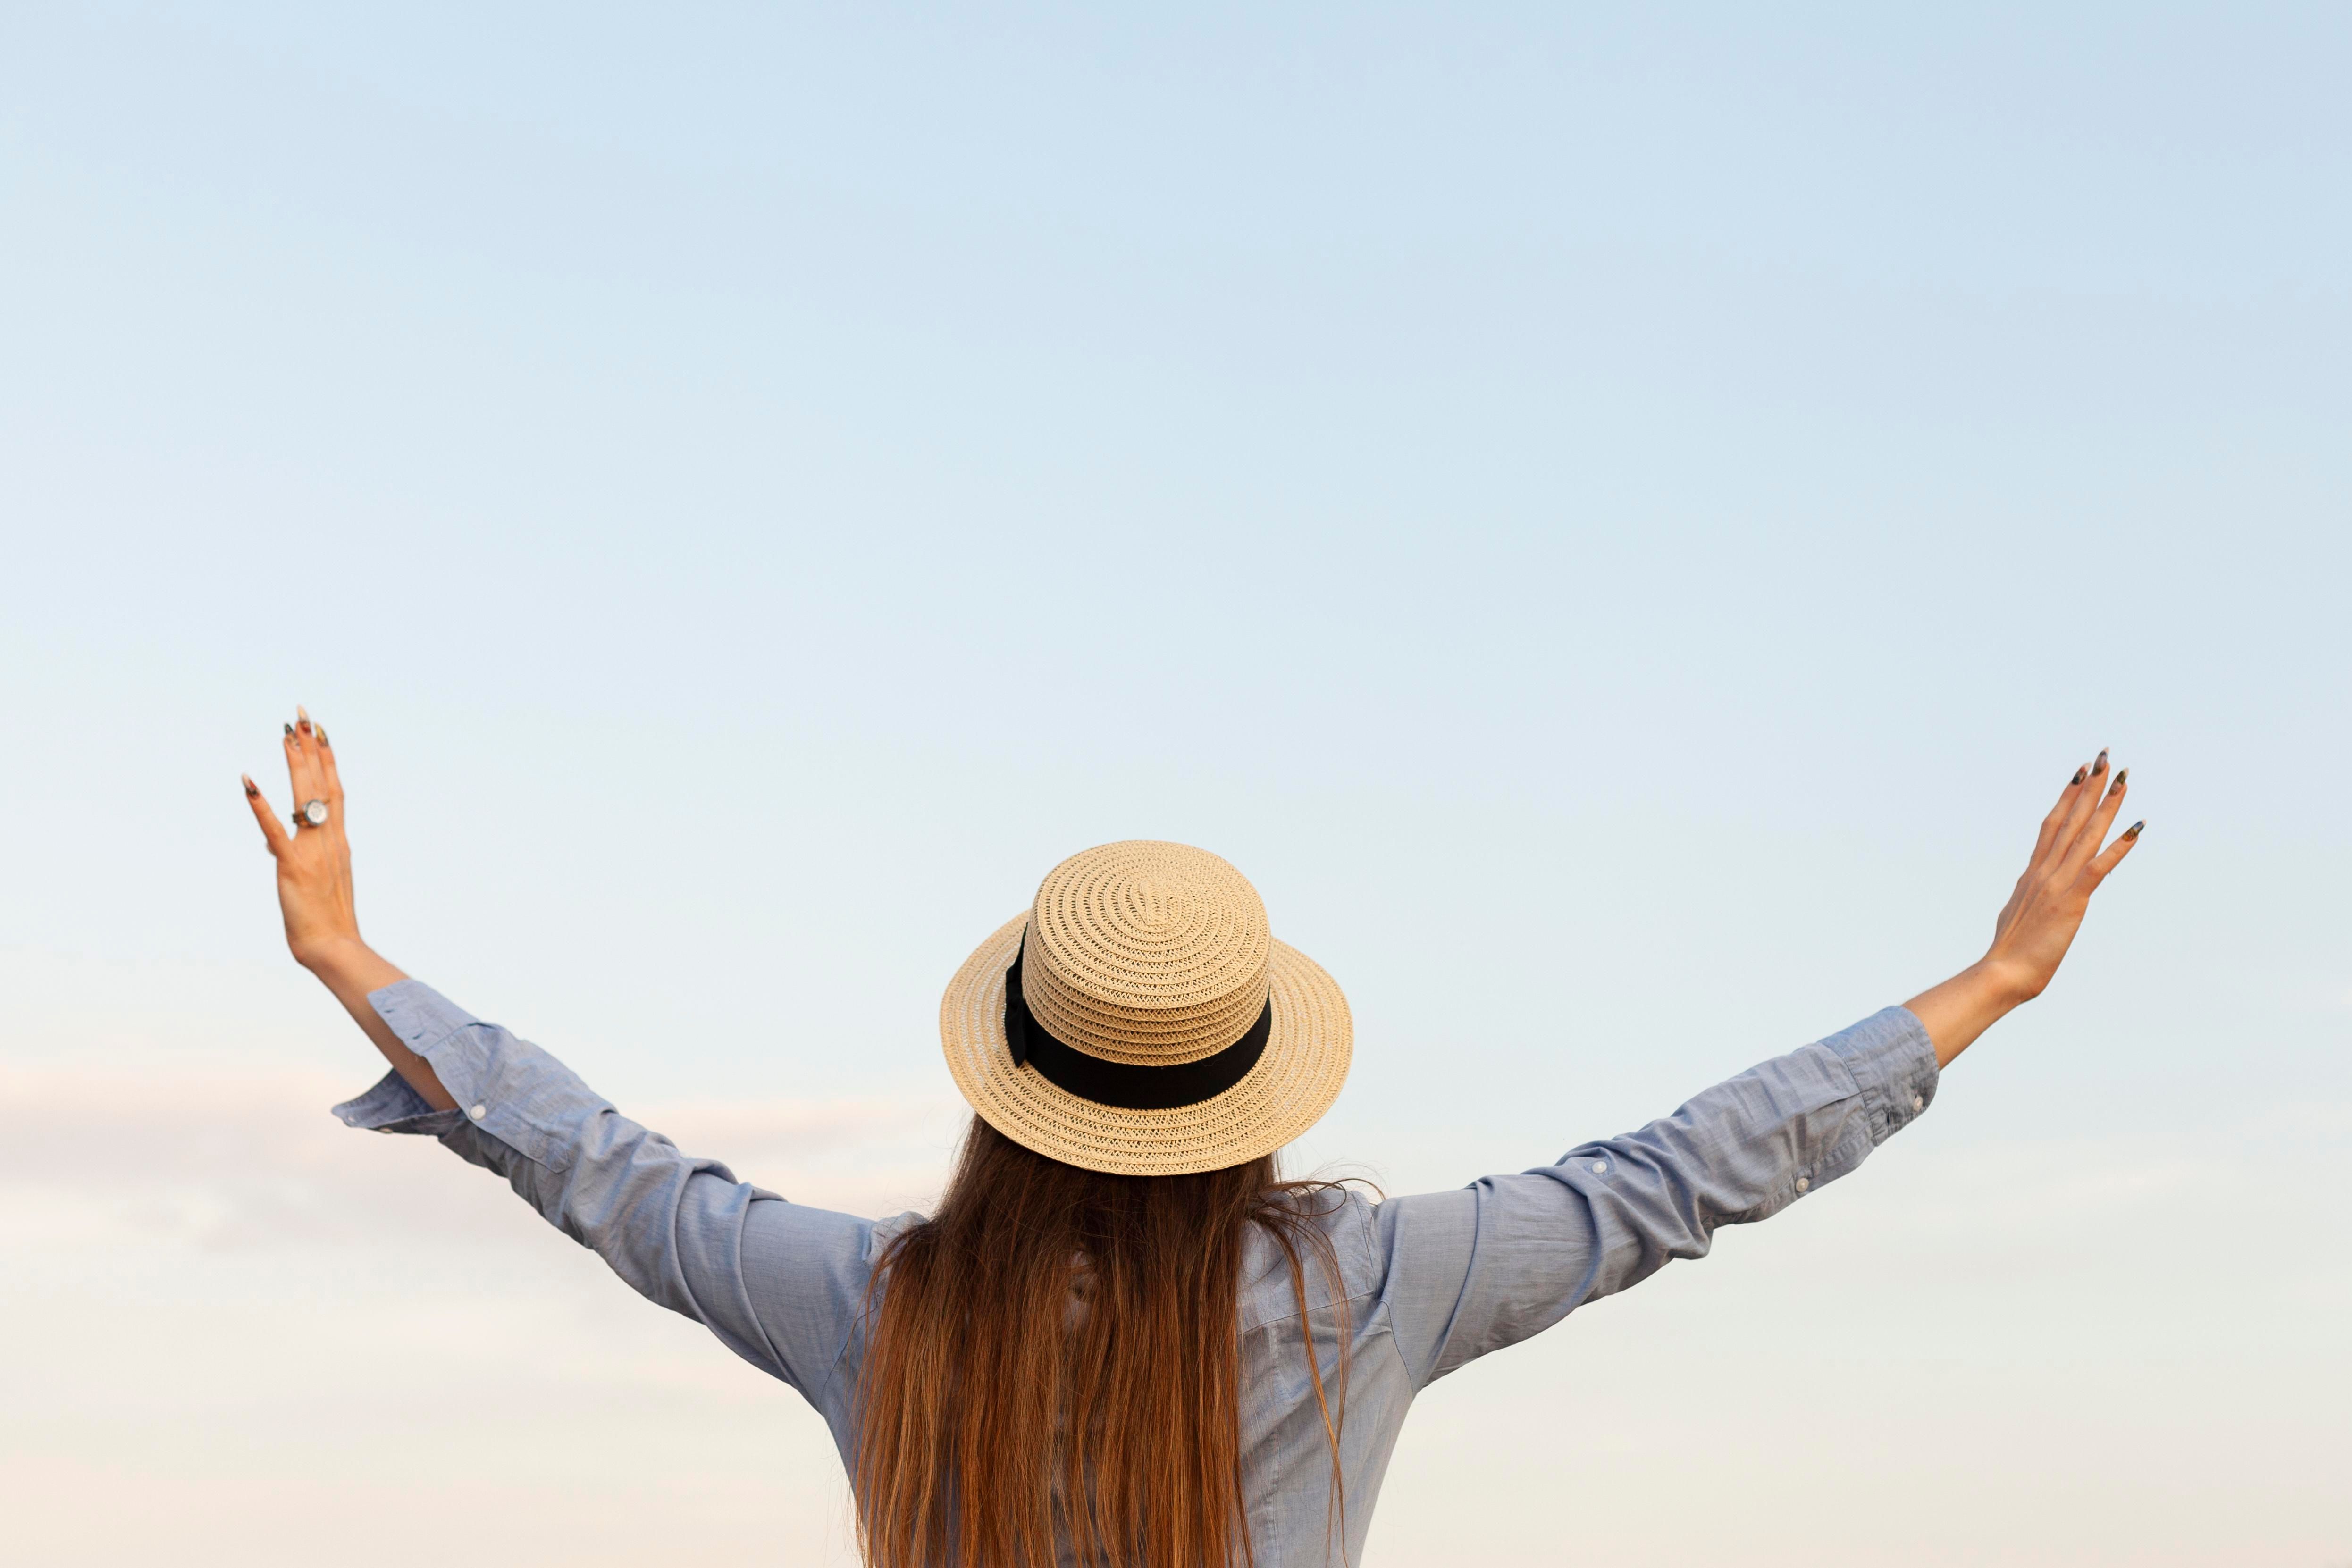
2083;817;2145;886
2050;747;2111;862
2060;760;2131;879
295;705;326;797
282;713;323;819
313;714;345;812
2029;763;2090;868
243;774;292;858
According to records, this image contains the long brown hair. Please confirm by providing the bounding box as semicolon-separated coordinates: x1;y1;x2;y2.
853;1116;1352;1568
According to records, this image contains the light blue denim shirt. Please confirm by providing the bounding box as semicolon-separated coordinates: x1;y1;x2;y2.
338;982;1939;1566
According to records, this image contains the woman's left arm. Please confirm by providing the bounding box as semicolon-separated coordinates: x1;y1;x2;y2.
241;708;450;1110
241;710;878;1404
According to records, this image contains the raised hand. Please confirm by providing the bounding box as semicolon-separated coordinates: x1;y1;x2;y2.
241;706;361;969
242;709;447;1109
1904;752;2143;1067
1984;751;2143;1002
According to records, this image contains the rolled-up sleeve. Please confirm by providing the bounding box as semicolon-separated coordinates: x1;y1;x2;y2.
1378;1006;1940;1387
333;980;877;1405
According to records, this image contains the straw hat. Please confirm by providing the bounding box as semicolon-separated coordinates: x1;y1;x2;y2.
939;841;1352;1176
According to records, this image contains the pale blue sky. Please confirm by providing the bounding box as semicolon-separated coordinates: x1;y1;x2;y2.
3;6;2348;1564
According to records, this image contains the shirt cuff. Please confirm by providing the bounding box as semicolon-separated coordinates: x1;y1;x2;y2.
1819;1005;1940;1144
330;1064;463;1134
327;980;496;1139
329;978;611;1171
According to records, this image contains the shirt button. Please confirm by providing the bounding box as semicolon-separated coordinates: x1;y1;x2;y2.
1795;1175;1811;1193
1590;1160;1609;1174
469;1103;487;1121
1913;1095;1925;1111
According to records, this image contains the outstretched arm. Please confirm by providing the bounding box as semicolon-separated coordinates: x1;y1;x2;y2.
238;708;880;1404
1378;751;2145;1385
242;707;452;1111
1904;749;2142;1066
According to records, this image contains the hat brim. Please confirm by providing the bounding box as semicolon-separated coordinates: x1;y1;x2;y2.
939;913;1353;1176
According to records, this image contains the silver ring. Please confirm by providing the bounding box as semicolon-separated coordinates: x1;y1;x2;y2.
294;798;329;829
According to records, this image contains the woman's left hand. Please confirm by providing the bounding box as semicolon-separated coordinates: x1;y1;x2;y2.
242;707;364;971
241;709;443;1108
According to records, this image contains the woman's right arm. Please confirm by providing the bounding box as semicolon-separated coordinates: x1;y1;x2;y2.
1377;753;2142;1387
243;710;878;1406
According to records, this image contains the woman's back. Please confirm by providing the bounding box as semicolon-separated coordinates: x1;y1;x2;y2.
349;981;1935;1566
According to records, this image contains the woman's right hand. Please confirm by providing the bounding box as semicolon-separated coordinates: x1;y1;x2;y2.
1978;749;2142;1004
1904;751;2143;1066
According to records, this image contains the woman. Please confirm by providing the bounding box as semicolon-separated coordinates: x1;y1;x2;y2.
243;711;2140;1568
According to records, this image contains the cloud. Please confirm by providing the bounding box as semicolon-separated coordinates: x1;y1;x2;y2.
0;1061;921;1567
0;1061;964;1255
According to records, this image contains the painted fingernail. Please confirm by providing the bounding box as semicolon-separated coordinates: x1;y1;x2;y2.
241;774;258;797
2125;820;2145;838
2071;766;2087;785
315;726;328;746
283;722;294;738
2092;749;2108;773
2112;767;2128;788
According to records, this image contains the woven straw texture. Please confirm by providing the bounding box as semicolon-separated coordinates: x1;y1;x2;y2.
939;841;1353;1176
